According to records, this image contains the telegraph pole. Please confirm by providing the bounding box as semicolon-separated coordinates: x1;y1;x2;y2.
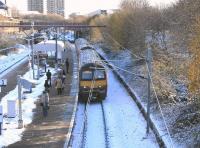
146;48;152;134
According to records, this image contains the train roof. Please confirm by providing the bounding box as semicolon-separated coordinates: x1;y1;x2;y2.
75;38;94;51
79;49;104;68
80;63;105;70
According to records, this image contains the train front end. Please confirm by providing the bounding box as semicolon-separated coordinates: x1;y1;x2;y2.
79;63;107;102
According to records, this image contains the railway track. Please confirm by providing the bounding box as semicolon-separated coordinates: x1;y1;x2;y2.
0;53;29;76
70;41;160;148
97;50;166;148
81;101;109;148
71;68;160;148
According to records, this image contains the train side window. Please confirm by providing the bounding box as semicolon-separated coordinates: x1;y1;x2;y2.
82;71;93;80
94;70;105;79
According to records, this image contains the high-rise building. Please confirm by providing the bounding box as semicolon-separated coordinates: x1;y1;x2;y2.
27;0;66;18
47;0;66;18
27;0;46;14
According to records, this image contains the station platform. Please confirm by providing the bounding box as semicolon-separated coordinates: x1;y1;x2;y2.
7;46;78;148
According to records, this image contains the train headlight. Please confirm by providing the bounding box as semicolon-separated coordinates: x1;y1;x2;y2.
84;86;87;89
98;86;102;88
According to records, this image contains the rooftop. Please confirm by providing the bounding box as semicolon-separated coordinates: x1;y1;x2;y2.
0;1;7;10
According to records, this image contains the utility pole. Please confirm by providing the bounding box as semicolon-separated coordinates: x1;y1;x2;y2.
31;35;35;79
31;21;35;79
55;27;58;63
17;75;23;129
146;48;152;134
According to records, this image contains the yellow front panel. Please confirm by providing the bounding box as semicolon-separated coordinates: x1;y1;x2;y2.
80;80;107;88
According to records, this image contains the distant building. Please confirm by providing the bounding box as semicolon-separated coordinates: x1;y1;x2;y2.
28;0;46;14
88;9;107;17
27;0;67;18
47;0;66;18
3;0;67;18
0;1;8;16
88;9;118;18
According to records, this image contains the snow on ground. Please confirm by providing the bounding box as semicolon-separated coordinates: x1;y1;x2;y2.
33;40;64;59
0;50;30;77
0;67;56;147
96;46;180;147
0;51;30;72
85;104;106;148
104;70;158;148
71;103;85;148
0;42;64;147
0;52;56;147
72;69;159;148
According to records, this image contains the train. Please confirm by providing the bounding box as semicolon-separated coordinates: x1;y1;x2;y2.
75;38;107;102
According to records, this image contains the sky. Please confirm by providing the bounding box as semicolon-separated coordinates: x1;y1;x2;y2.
3;0;178;16
67;0;177;15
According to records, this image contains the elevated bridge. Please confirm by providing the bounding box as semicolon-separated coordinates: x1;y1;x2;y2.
0;21;105;31
0;21;106;39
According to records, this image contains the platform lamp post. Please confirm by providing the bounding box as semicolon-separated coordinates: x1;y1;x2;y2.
26;38;32;79
17;75;23;129
36;50;40;80
30;21;36;79
55;27;58;63
54;8;64;63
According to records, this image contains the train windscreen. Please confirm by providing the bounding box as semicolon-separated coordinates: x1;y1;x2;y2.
94;70;105;80
82;71;93;80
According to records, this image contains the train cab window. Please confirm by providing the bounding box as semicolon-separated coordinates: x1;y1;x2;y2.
82;71;93;80
94;70;105;79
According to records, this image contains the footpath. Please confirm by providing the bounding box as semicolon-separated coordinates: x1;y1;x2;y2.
8;47;76;148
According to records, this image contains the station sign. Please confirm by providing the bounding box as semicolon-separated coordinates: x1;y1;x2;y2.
0;79;7;86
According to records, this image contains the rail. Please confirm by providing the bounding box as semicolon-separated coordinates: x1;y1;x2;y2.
0;54;29;75
97;50;166;148
80;102;109;148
